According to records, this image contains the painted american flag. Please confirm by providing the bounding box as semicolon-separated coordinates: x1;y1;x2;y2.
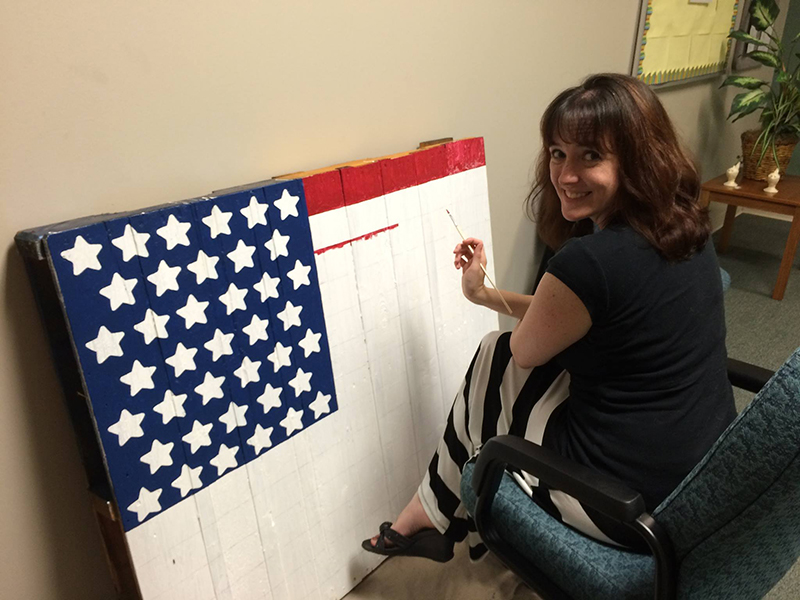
47;179;337;531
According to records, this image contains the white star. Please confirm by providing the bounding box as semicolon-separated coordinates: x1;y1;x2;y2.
254;272;280;302
172;464;203;498
241;195;268;228
194;372;225;405
267;341;292;372
85;326;124;364
257;383;282;414
166;343;197;377
233;356;261;388
265;229;290;260
204;329;234;361
140;439;174;475
134;309;169;344
61;235;102;275
111;225;150;262
107;409;145;446
277;300;303;331
298;329;322;358
288;368;312;397
210;444;239;476
227;240;256;273
182;420;213;453
274;188;300;220
242;314;269;345
280;407;305;436
128;487;162;522
309;391;332;419
120;360;156;396
247;424;274;455
99;273;137;311
286;260;311;290
153;390;187;424
187;250;219;284
219;402;248;433
147;260;181;296
176;294;208;329
156;215;191;250
202;205;232;239
219;283;248;315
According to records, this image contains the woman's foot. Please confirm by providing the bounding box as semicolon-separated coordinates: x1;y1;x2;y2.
369;492;435;547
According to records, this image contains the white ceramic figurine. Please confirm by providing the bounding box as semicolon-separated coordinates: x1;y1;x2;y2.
724;161;741;187
764;168;781;194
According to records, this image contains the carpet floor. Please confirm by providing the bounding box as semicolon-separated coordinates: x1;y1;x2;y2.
346;213;799;600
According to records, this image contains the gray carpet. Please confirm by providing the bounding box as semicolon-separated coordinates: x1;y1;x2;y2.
346;213;799;600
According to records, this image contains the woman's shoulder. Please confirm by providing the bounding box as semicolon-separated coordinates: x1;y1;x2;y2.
556;224;649;260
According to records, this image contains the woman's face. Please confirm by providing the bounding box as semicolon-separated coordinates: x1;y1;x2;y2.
548;134;620;227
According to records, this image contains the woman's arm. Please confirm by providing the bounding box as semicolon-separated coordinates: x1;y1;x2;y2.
454;238;532;319
509;272;591;368
455;238;591;367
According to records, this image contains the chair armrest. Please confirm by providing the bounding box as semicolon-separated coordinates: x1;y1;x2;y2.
471;435;677;599
473;435;645;523
727;358;774;393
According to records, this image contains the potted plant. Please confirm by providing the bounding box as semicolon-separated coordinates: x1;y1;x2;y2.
722;0;800;180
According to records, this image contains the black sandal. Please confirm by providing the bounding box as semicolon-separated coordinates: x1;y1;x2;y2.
361;521;454;563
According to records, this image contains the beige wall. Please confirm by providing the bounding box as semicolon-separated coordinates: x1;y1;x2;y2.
0;1;772;598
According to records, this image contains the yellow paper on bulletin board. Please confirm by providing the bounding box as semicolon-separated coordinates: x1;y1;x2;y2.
633;0;739;86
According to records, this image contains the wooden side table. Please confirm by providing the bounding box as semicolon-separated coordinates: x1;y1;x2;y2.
700;173;800;300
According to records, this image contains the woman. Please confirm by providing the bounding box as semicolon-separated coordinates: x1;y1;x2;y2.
363;73;736;560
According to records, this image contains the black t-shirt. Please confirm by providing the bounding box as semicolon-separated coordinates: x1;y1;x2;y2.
545;225;736;513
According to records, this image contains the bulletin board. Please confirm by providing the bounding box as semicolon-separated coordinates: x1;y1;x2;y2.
631;0;741;86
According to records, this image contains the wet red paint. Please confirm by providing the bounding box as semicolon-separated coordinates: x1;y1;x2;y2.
447;138;485;173
340;162;383;205
314;223;399;255
303;170;345;216
380;153;417;194
414;144;448;185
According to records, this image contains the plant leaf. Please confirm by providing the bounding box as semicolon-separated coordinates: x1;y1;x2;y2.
732;101;765;122
745;50;781;69
750;0;780;31
729;30;770;47
720;75;768;89
729;89;767;120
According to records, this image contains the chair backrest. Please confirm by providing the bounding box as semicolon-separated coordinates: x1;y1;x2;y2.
652;347;800;599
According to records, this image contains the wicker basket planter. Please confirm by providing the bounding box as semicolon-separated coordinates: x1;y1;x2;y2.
740;129;799;181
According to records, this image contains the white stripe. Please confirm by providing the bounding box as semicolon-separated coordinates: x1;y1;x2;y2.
518;370;570;488
548;490;622;547
464;331;504;449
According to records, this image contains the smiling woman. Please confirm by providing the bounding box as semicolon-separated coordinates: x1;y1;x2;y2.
547;137;620;226
363;73;736;562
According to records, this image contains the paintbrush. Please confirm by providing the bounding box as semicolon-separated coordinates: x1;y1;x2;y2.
446;209;513;315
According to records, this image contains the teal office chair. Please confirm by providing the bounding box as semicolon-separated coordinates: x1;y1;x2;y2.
461;349;800;600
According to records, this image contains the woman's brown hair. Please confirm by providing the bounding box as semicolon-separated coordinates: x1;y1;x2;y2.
527;73;710;262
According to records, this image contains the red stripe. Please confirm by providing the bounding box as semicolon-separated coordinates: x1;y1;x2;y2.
340;162;383;205
314;223;399;254
414;144;448;184
380;153;417;194
303;137;485;215
447;138;485;173
303;171;344;216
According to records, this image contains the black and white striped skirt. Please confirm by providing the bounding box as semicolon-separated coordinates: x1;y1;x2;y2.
417;330;629;559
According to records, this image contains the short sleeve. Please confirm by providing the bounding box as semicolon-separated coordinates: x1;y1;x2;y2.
545;237;609;322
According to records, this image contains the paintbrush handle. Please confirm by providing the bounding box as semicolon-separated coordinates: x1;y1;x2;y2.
459;236;513;316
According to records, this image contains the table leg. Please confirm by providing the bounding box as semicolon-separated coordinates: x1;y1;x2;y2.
718;205;737;253
772;207;800;301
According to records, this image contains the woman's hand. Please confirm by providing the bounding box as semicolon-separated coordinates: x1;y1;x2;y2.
454;237;487;303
